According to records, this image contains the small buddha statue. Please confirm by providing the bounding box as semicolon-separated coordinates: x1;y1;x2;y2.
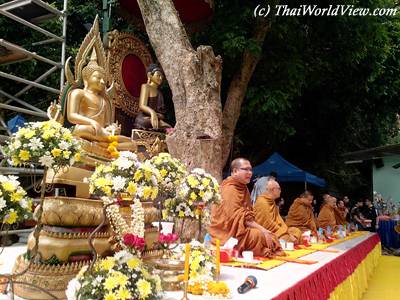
134;64;171;130
66;49;136;151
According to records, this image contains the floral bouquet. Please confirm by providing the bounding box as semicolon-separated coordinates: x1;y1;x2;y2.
66;250;163;300
163;168;220;221
88;151;160;201
0;175;32;225
2;120;80;170
148;153;186;198
176;241;229;297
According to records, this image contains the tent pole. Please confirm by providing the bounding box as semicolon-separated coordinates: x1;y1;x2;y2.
304;181;307;191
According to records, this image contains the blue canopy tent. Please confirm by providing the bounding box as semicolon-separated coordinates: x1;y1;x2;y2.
252;152;326;188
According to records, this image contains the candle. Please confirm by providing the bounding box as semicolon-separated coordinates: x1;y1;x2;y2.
216;239;220;279
183;243;190;282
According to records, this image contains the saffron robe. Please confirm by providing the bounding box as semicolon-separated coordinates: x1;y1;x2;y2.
209;176;281;257
254;194;302;243
334;207;347;225
317;204;337;229
285;198;317;234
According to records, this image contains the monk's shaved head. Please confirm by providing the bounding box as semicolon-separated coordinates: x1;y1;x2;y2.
230;158;249;172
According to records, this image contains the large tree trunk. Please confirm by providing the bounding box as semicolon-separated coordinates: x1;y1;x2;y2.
137;0;271;179
137;0;223;179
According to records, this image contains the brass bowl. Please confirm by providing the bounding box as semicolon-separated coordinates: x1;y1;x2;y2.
147;258;184;271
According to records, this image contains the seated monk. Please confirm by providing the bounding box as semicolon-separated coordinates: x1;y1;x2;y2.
209;158;284;257
65;49;136;151
285;191;317;235
254;180;302;244
334;199;348;226
317;195;337;229
134;64;171;130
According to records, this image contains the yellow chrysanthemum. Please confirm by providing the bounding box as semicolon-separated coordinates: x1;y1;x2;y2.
74;152;81;162
151;187;158;200
142;186;152;200
187;176;199;188
63;150;71;159
104;292;117;300
51;148;62;157
103;186;112;196
127;257;141;270
127;181;137;195
136;279;151;299
18;150;30;161
100;257;115;271
24;130;35;139
201;178;211;187
10;191;24;202
134;170;143;181
94;177;111;188
199;190;205;198
117;287;131;300
160;168;168;178
104;166;113;173
178;211;185;217
11;157;20;166
190;192;197;200
4;211;17;224
104;275;120;290
114;272;128;287
2;182;15;192
62;131;73;141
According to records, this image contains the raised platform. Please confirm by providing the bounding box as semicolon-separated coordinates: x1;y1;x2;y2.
0;233;380;299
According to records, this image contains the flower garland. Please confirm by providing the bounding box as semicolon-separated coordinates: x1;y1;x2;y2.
0;175;32;224
102;197;145;254
66;250;163;300
3;120;80;171
107;136;119;158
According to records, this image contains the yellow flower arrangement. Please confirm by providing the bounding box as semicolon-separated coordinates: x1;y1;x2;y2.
3;120;81;171
67;251;162;300
0;175;32;225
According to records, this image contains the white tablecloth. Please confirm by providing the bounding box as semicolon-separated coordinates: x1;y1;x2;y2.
0;233;375;300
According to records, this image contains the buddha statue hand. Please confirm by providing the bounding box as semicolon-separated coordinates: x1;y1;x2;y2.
150;112;159;129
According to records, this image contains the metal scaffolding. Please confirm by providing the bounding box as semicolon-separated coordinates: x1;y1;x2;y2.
0;0;67;174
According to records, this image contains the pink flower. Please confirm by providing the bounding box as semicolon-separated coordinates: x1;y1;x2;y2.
159;233;179;244
123;233;145;250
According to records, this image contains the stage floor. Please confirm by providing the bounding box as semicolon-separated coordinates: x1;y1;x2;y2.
0;233;377;300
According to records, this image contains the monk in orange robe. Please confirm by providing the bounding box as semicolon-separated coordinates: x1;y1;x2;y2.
286;191;317;235
254;179;302;244
334;199;348;225
209;158;284;257
317;195;337;229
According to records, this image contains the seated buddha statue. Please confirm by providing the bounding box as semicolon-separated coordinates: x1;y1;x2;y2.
66;49;137;152
134;64;172;130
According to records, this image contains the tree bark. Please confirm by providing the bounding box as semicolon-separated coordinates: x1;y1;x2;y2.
136;0;271;179
137;0;223;179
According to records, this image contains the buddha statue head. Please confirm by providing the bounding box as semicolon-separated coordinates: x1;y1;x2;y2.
146;64;163;86
82;49;107;93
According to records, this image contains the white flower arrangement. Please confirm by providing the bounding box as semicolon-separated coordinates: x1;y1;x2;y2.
0;175;32;224
163;168;220;221
148;153;186;198
88;151;161;201
66;251;163;300
2;120;81;170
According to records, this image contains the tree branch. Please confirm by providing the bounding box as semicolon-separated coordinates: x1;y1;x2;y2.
221;18;271;165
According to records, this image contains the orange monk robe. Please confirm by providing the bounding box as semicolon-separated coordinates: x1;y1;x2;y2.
254;194;302;243
285;198;317;234
317;204;337;229
334;207;347;225
209;176;281;257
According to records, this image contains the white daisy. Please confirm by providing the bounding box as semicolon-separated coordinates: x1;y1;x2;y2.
28;137;44;151
112;176;126;191
39;155;54;167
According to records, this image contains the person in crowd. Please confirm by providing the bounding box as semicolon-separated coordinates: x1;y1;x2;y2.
351;198;369;230
363;198;377;232
209;158;284;257
250;176;270;206
254;179;302;244
334;199;349;225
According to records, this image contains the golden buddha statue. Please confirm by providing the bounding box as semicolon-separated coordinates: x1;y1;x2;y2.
66;49;136;151
134;64;171;130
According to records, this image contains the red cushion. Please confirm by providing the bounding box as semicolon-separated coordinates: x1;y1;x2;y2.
122;54;147;97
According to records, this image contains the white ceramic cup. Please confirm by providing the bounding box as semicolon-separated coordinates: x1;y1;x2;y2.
242;251;254;262
161;222;174;234
279;239;286;249
286;242;294;251
310;236;317;244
